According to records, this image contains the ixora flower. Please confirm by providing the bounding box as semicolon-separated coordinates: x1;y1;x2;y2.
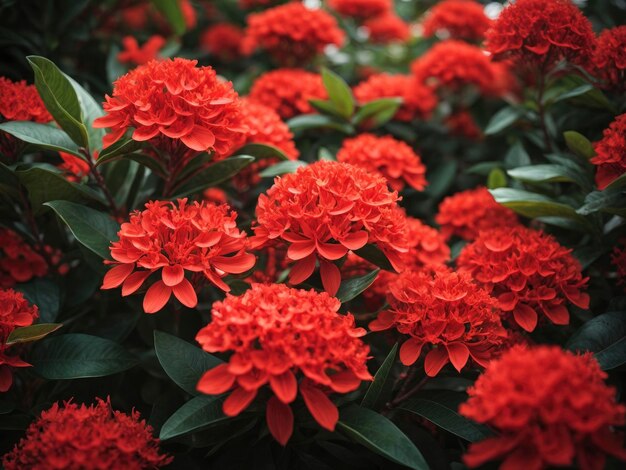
460;345;626;469
328;0;391;20
117;35;165;65
58;151;90;182
457;226;589;332
241;3;345;65
195;283;372;445
336;133;427;191
594;26;626;90
591;113;626;190
421;0;491;42
363;14;410;44
101;199;255;313
485;0;595;71
248;68;327;120
370;268;506;376
0;228;56;288
2;398;172;469
251;161;408;295
435;187;518;240
200;23;244;61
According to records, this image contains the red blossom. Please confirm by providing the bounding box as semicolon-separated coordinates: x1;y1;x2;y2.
363;14;410;44
591;113;626;190
0;228;60;288
329;0;391;20
203;187;229;205
436;187;519;240
370;268;506;376
460;345;626;469
251;161;408;295
336;133;427;191
117;35;165;65
457;226;590;332
0;77;51;123
421;0;491;42
2;398;172;469
444;110;483;140
200;23;244;61
101;199;255;313
593;26;626;90
195;283;372;445
58;151;90;182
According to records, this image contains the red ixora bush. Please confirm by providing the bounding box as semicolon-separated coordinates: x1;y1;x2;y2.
251;161;408;295
200;23;244;61
363;14;410;44
101;199;255;313
328;0;391;20
593;26;626;90
591;113;626;190
460;345;626;469
457;225;590;332
2;398;172;469
421;0;492;42
117;35;165;65
195;283;372;445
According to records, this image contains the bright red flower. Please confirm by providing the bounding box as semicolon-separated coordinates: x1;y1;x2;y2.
195;283;372;445
336;133;427;191
591;113;626;190
444;110;483;140
485;0;595;71
353;73;437;122
101;199;255;313
460;345;626;470
436;187;518;240
200;23;244;61
248;68;327;120
328;0;391;20
370;268;506;376
363;14;410;44
0;228;53;288
457;226;589;332
252;161;408;295
0;77;51;123
594;26;626;90
203;187;229;205
421;0;491;41
3;398;172;469
117;35;165;66
58;151;90;182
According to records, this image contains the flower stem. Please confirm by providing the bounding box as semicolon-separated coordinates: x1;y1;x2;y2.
81;148;122;217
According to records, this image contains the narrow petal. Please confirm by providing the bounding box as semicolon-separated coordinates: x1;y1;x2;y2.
132;125;160;141
196;364;235;395
288;254;316;285
446;343;470;372
340;231;369;251
316;242;348;261
142;281;172;314
162;265;184;287
542;303;569;326
122;270;152;296
329;371;362;393
399;339;424;366
180;125;216;151
212;253;256;274
300;383;339;431
424;347;449;377
266;396;294;446
223;387;257;417
172;278;198;308
513;304;538;332
287;240;316;261
269;370;298;404
101;263;135;289
320;260;341;296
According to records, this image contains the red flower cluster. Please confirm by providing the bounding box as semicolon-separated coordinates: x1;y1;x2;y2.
200;23;244;61
485;0;595;70
336;133;427;191
58;151;90;182
435;187;518;240
612;241;626;290
0;288;38;392
195;283;372;445
460;345;626;469
252;161;408;295
594;26;626;90
591;113;626;190
457;226;589;332
444;110;482;140
353;74;437;122
117;36;165;65
370;268;506;376
363;14;410;44
0;228;51;288
93;58;245;160
3;398;172;469
242;3;345;65
421;0;491;41
328;0;391;20
248;68;327;120
116;0;196;32
102;199;255;313
0;77;51;123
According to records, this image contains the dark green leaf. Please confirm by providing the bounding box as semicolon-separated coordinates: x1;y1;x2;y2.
232;143;289;162
336;269;379;303
577;189;626;216
353;98;402;128
6;323;62;345
310;99;345;118
504;141;531;168
65;74;105;150
484;107;524;135
566;311;626;370
0;121;82;157
553;84;594;103
354;245;394;272
425;160;458;199
151;0;186;35
173;156;255;197
487;168;507;189
361;343;397;410
563;131;595;160
507;164;589;188
95;138;143;166
605;173;626;190
160;395;228;440
259;160;307;178
466;161;501;176
321;67;354;120
287;114;354;134
16;278;61;323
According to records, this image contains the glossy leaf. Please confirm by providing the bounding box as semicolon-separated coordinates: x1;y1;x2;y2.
484;107;524;135
95;138;143;166
288;114;355;134
321;67;355;120
567;311;626;370
336;269;380;303
0;121;82;157
564;131;595;160
354;245;394;272
6;323;62;345
232;143;289;162
487;168;507;189
16;278;61;323
507;164;589;188
353;98;402;128
172;156;254;197
65;74;105;150
259;160;307;178
577;189;626;216
160;395;228;440
361;343;397;410
151;0;186;35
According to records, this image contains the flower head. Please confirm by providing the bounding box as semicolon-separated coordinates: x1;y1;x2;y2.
328;0;391;20
421;0;491;41
363;14;410;44
102;199;255;313
3;398;172;469
336;133;427;191
457;226;589;332
0;228;51;288
593;26;626;90
195;283;372;445
58;151;90;182
242;3;345;65
460;345;626;469
591;113;626;190
117;36;165;65
370;268;506;376
252;161;408;295
436;187;519;240
0;77;51;123
200;23;244;61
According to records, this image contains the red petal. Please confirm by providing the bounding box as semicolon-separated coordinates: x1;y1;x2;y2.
162;265;184;287
122;270;152;296
0;366;13;392
340;231;369;251
196;363;235;395
212;253;256;274
223;387;257;417
300;383;339;431
543;303;569;325
172;278;198;308
101;263;135;289
269;370;297;404
446;343;470;372
513;304;538;332
368;310;396;332
498;292;518;311
424;347;449;377
329;371;361;393
399;339;424;366
320;260;341;296
266;396;294;446
317;242;348;261
180;125;216;151
132;125;159;141
287;240;316;261
288;254;316;285
142;281;172;314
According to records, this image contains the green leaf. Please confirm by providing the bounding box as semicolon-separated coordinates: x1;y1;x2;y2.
95;138;143;166
65;74;105;150
151;0;186;35
336;269;380;303
321;68;355;120
172;156;255;197
287;114;355;134
27;56;88;147
400;391;492;443
6;323;62;346
361;343;397;410
563;131;595;160
605;173;626;190
566;311;626;370
0;121;82;157
487;168;507;189
507;164;589;188
318;147;335;161
310;99;345;118
231;143;289;162
577;189;626;216
337;405;428;470
45;200;119;259
504;141;531;168
353;98;402;128
154;331;223;396
553;83;594;103
424;160;458;200
160;395;228;440
16;278;61;323
31;333;138;379
259;160;307;178
354;245;394;272
484;107;524;135
466;161;501;176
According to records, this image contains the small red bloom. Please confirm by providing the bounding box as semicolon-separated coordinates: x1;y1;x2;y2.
353;73;437;122
370;268;506;376
460;345;626;470
593;26;626;90
248;68;327;120
591;113;626;190
117;35;166;66
203;187;229;205
363;14;410;44
457;226;590;332
102;199;255;313
3;398;172;469
58;151;90;182
328;0;391;20
436;187;519;240
252;161;408;295
485;0;595;71
444;110;483;140
200;23;244;61
242;3;345;65
0;228;54;288
195;283;372;445
336;133;427;191
421;0;491;42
